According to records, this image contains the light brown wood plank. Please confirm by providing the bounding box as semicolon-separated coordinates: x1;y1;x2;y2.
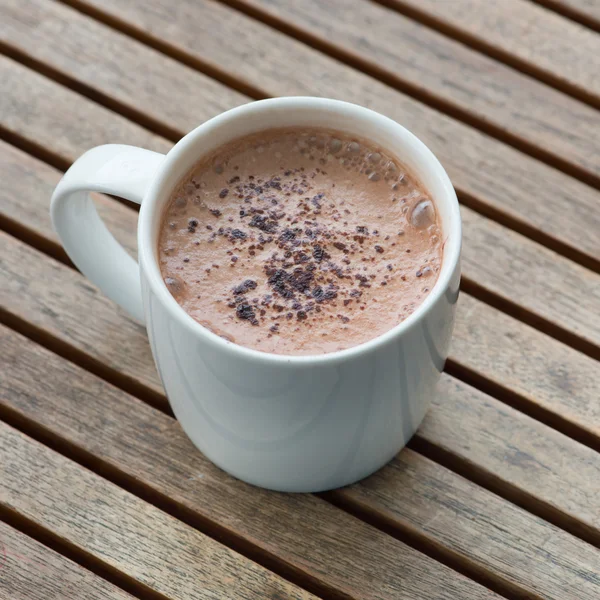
0;0;249;138
536;0;600;29
4;39;600;360
386;0;600;106
0;140;138;259
0;55;170;165
453;294;600;447
0;419;497;600
335;452;600;600
0;231;162;398
0;423;321;600
63;0;600;268
2;144;598;446
3;325;599;599
233;0;600;184
423;376;600;543
460;206;600;357
1;233;598;546
0;521;135;600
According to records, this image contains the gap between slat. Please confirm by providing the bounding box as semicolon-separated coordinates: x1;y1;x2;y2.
460;277;600;362
0;407;393;600
0;378;532;600
0;251;598;554
54;0;267;101
0;306;169;415
0;505;176;600
372;0;600;110
4;5;599;277
0;42;185;142
2;157;600;449
444;358;600;453
318;492;544;600
527;0;600;33
215;0;600;192
407;434;599;548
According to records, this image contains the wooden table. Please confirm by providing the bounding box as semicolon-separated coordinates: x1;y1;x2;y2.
1;1;599;598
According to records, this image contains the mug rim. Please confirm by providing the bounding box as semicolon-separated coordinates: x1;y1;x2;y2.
138;97;461;366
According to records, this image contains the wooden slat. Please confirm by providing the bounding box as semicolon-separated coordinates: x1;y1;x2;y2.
0;0;249;137
0;521;135;600
60;0;600;268
0;134;600;438
423;376;600;542
2;325;599;599
385;0;600;106
1;233;599;547
335;454;600;600
0;56;169;165
453;294;600;447
0;407;498;600
535;0;600;29
0;141;138;259
460;206;600;357
4;52;600;361
0;230;162;398
2;138;598;448
0;423;321;600
230;0;600;184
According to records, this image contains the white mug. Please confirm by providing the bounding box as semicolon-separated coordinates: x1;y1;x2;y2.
51;98;461;492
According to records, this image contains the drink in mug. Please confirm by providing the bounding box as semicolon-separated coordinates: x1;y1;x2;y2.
51;98;461;492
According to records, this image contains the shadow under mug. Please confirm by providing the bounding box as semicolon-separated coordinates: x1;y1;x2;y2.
51;97;461;492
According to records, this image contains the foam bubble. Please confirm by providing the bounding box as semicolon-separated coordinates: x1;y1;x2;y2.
368;172;381;181
347;141;360;154
329;138;342;153
164;275;184;295
410;199;436;229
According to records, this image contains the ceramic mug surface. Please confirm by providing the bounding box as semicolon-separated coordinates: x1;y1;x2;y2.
51;97;461;492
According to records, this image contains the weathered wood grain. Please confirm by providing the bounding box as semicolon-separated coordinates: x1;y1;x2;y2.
0;521;135;600
423;376;600;543
2;325;598;599
0;55;170;165
0;0;249;137
0;140;138;258
233;0;600;184
0;231;161;397
535;0;600;24
1;233;598;546
0;427;497;600
2;144;598;443
535;0;600;30
4;49;600;359
385;0;600;105
335;452;600;600
453;294;600;446
61;0;600;266
460;206;600;357
0;423;321;600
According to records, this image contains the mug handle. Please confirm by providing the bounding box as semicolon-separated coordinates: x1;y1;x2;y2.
50;144;166;323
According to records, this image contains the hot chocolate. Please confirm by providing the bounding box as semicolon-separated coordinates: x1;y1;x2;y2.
158;127;443;355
